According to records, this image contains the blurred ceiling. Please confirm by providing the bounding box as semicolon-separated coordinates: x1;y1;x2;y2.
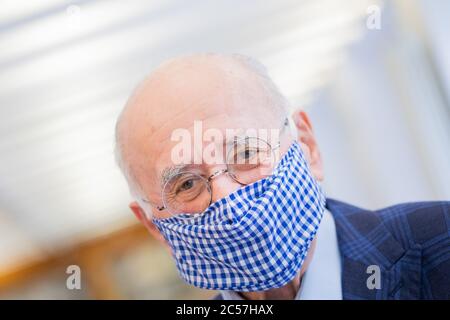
0;0;380;269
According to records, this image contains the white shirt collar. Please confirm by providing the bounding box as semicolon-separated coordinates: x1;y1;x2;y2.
220;209;342;300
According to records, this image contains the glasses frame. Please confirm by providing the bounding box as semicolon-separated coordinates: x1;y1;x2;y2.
142;118;289;214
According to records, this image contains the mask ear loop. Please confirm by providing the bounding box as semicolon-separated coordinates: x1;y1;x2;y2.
135;197;154;220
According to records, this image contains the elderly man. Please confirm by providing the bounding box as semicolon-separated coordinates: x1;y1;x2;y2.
115;53;450;300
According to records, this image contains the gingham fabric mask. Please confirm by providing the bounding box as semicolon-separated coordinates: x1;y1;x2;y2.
153;141;326;291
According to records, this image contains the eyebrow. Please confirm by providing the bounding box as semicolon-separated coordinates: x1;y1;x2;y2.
160;164;192;189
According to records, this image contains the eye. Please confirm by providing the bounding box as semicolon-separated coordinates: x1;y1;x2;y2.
241;149;256;159
235;147;259;164
226;137;271;167
179;179;194;192
163;172;208;209
172;175;203;196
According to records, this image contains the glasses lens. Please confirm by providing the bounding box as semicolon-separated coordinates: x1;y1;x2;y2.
162;172;212;215
227;137;275;185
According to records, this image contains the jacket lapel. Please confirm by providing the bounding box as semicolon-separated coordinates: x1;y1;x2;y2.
326;199;422;299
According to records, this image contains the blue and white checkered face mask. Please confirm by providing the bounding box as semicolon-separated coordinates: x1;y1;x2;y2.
153;141;326;291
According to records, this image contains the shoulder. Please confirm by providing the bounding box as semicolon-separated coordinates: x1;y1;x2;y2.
375;201;450;247
327;198;450;249
375;201;450;299
328;199;450;299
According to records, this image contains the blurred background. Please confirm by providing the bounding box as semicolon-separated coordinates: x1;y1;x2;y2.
0;0;449;299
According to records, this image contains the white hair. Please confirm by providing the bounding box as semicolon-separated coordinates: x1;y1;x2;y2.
114;53;295;216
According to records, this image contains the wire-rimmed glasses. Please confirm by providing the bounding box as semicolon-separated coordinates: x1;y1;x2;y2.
143;119;288;216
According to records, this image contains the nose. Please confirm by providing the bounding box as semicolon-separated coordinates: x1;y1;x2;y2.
209;170;243;203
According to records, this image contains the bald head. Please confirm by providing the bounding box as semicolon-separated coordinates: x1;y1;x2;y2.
115;53;292;210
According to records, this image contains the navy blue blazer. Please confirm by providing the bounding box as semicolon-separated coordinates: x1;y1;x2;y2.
214;199;450;300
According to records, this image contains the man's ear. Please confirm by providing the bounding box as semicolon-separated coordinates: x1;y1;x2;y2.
129;201;166;244
291;110;324;181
